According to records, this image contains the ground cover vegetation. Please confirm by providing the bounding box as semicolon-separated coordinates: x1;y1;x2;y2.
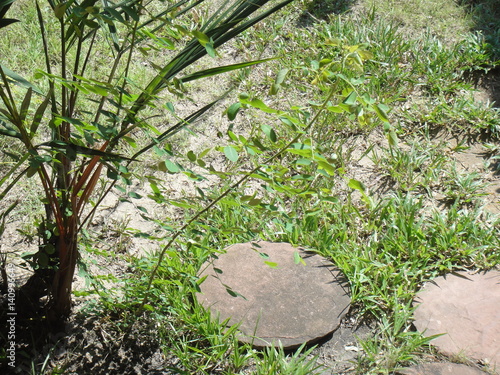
0;0;499;373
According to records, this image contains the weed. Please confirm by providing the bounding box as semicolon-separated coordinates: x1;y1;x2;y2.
253;343;324;375
442;165;488;206
370;137;448;193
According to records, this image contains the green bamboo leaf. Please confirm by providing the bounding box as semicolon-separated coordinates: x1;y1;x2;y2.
125;0;293;124
192;30;210;45
224;146;239;162
180;58;275;83
0;127;21;139
165;102;175;113
30;89;52;135
0;18;18;28
19;88;32;123
0;153;30;200
39;140;136;161
122;5;139;21
0;64;42;94
54;2;67;19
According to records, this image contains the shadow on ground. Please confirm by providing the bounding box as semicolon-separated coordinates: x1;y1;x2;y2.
459;0;500;108
459;0;500;60
298;0;356;27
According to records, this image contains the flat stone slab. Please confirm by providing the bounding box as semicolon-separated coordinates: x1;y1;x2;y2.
413;270;500;367
399;362;489;375
196;241;350;348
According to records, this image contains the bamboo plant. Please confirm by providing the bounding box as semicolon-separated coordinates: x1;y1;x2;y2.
0;0;292;325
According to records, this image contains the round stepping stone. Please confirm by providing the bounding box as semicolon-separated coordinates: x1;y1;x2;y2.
413;270;500;367
196;241;351;349
399;362;489;375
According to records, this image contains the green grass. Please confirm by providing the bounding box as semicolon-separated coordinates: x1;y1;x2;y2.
2;0;500;373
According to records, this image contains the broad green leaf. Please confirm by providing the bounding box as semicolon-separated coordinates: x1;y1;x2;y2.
264;261;278;268
165;102;175;113
187;151;196;162
227;102;241;121
343;91;357;106
317;161;336;176
246;98;279;114
294;251;306;266
295;158;312;166
373;103;390;123
275;68;289;85
327;105;344;113
205;42;216;58
164;159;179;173
128;191;142;199
348;178;366;193
269;68;289;95
248;198;261;206
261;124;277;143
224;146;239;162
227;131;238;143
38;252;49;267
115;185;126;193
386;128;399;147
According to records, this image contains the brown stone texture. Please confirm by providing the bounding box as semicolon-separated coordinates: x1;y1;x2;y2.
196;241;351;349
413;270;500;368
399;362;489;375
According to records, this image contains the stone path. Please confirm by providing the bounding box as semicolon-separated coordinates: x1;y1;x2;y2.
196;241;499;373
196;241;351;349
412;270;500;373
399;362;490;375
